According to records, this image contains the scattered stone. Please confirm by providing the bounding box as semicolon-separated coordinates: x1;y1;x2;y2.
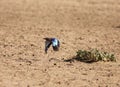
54;63;57;66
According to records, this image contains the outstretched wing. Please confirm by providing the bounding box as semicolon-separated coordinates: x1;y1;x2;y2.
45;40;52;53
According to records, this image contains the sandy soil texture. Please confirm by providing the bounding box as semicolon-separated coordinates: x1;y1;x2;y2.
0;0;120;87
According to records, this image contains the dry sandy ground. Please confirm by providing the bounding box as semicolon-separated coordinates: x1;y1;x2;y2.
0;0;120;87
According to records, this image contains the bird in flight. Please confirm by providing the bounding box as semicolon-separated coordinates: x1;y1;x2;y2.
43;37;60;53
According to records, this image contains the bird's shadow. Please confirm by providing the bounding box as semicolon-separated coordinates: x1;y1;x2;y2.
115;25;120;28
63;56;96;63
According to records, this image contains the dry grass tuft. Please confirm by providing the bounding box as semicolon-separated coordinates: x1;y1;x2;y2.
76;49;116;62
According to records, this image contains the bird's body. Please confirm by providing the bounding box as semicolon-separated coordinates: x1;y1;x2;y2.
43;38;60;53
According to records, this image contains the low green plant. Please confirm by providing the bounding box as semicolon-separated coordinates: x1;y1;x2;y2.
76;49;116;62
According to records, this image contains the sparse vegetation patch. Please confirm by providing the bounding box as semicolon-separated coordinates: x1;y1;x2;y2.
76;49;116;62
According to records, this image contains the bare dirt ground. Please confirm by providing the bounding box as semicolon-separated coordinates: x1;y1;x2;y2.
0;0;120;87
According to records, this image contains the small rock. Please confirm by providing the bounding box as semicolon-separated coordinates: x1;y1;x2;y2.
54;63;57;65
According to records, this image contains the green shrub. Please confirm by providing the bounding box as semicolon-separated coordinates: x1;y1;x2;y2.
76;49;116;62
